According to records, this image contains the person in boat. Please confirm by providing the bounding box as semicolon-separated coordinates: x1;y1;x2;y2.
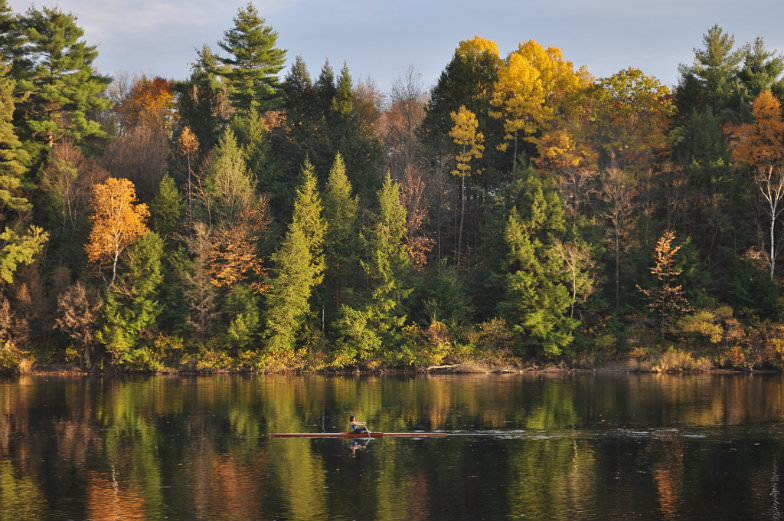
349;415;369;433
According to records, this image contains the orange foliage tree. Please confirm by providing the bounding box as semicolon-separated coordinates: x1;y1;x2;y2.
726;91;784;279
85;177;150;285
115;76;176;133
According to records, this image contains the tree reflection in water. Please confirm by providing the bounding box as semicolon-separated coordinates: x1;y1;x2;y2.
0;374;782;520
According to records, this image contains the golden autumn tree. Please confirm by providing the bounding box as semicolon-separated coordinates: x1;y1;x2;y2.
489;40;585;172
726;91;784;279
85;177;150;285
637;230;692;327
449;105;484;266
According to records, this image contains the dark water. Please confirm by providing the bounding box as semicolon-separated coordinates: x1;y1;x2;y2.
1;374;783;520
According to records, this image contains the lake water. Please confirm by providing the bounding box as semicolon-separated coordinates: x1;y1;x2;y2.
1;373;783;520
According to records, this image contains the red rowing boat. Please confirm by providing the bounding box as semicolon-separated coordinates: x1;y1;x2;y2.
271;431;447;439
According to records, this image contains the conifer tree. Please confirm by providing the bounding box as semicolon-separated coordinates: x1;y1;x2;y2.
322;153;359;318
637;230;692;328
97;232;164;369
263;160;326;356
499;169;582;357
334;173;412;365
0;61;48;278
149;174;184;240
14;6;112;156
676;25;747;120
201;128;256;226
175;46;230;155
218;2;286;113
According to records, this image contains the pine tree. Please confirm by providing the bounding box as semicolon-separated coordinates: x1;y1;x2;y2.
217;2;286;113
263;160;326;356
676;25;747;121
0;62;47;284
14;6;112;156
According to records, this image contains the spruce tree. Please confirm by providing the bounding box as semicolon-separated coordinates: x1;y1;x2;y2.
322;153;359;319
498;169;583;357
97;232;164;369
263;160;326;356
149;174;184;240
218;2;286;113
334;173;412;365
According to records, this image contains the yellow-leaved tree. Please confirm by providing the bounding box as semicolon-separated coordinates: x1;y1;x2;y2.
85;177;150;285
449;105;484;266
489;40;585;172
726;91;784;279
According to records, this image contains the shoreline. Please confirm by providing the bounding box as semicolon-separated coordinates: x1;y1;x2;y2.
13;359;770;377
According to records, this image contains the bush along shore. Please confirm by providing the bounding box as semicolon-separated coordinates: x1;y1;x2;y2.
0;4;782;374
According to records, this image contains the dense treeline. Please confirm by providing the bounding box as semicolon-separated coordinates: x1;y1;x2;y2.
0;1;783;372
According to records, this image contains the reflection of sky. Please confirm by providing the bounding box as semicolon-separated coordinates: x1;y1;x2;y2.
6;0;784;93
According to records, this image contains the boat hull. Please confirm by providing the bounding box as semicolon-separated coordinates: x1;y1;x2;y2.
271;432;447;439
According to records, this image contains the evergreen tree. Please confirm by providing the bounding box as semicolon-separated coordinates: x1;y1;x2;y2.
0;62;46;284
97;232;164;369
498;169;582;357
175;45;230;156
334;173;412;365
14;6;112;157
322;153;359;320
201;128;256;226
263;160;326;356
217;2;286;113
149;174;184;240
737;37;784;105
677;25;747;121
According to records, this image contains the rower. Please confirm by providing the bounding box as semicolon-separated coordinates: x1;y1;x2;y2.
349;415;369;434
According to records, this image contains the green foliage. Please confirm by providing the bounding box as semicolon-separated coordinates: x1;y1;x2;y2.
499;169;581;357
202;128;256;225
98;232;164;370
13;6;112;157
263;161;326;355
333;174;413;365
268;58;383;222
0;225;47;284
217;2;286;113
676;25;747;121
322;153;359;319
225;284;262;351
175;45;228;155
149;174;184;239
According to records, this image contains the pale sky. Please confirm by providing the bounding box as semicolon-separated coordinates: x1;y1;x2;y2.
7;0;784;98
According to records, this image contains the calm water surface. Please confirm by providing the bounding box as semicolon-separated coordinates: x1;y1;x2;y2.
0;373;783;520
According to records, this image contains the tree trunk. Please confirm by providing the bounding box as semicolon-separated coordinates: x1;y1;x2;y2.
457;175;466;268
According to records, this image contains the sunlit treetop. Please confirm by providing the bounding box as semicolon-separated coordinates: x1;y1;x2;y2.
727;90;784;169
457;36;500;60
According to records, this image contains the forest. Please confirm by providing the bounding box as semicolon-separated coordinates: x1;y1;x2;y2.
0;1;782;372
